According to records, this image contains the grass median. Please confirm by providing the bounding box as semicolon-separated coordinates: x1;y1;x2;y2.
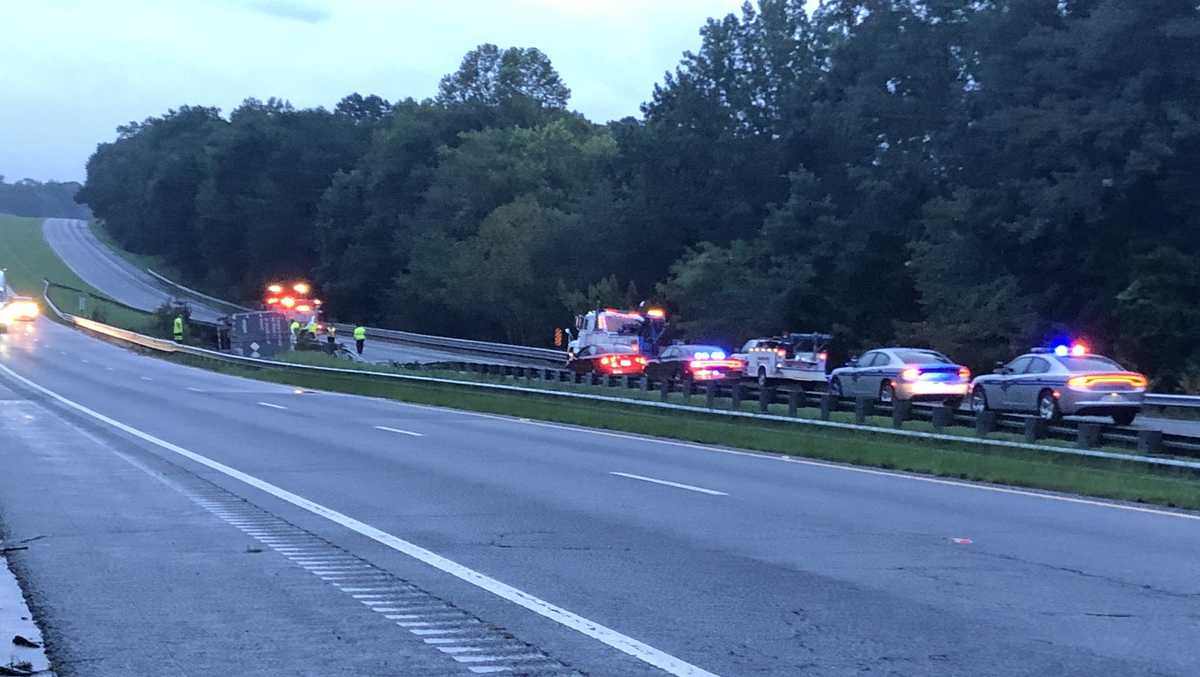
173;350;1200;511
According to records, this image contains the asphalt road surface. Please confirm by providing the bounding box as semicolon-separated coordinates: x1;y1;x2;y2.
41;218;485;365
0;318;1197;676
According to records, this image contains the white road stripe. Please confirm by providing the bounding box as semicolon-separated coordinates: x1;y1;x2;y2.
256;401;287;410
374;425;424;437
140;376;153;382
186;387;205;393
609;472;728;496
0;364;718;677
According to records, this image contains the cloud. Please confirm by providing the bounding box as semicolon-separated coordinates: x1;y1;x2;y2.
238;0;332;23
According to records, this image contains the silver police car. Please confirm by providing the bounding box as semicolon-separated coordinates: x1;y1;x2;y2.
829;347;971;406
969;346;1147;425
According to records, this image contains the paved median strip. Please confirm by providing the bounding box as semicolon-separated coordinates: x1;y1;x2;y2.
609;471;728;496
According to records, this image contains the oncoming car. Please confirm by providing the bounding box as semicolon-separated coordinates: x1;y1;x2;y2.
0;296;39;331
644;344;743;383
828;347;970;406
970;344;1146;425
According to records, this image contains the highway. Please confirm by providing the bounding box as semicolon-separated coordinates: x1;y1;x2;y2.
0;319;1197;676
42;218;484;365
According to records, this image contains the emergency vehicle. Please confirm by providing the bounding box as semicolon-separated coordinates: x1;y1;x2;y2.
263;281;323;327
566;306;669;375
735;332;832;387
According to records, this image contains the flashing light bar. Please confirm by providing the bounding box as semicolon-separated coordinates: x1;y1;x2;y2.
267;284;284;294
645;308;666;318
281;297;296;308
1053;342;1089;357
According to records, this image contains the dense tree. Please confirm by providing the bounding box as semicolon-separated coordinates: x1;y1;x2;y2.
0;177;90;219
77;7;1200;388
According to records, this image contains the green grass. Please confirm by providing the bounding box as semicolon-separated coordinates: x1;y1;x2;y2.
171;351;1200;511
0;213;156;332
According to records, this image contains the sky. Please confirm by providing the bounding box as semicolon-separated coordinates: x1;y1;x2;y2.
0;0;759;183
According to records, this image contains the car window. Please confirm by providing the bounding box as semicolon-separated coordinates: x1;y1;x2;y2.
740;341;756;352
1025;357;1051;374
857;351;878;367
660;347;677;359
894;350;952;364
1006;356;1033;373
1056;355;1123;371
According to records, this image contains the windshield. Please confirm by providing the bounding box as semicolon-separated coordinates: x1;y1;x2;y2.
895;350;953;364
1057;355;1123;371
599;313;643;334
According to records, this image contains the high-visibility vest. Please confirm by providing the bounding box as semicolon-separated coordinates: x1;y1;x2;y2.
173;316;184;336
353;326;366;341
306;319;318;335
290;321;300;335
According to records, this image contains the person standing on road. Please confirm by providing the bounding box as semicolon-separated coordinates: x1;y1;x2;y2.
173;314;184;343
353;324;366;355
325;324;337;354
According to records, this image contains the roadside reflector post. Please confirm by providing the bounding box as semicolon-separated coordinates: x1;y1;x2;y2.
1077;422;1102;449
706;383;716;408
931;406;953;431
892;400;911;428
819;393;835;420
1024;418;1046;442
975;411;997;435
854;397;873;424
759;385;771;414
730;384;743;410
660;377;671;402
787;390;800;417
1137;429;1163;453
573;372;583;384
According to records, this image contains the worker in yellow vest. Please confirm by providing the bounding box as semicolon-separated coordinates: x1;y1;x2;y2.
173;315;184;342
353;325;367;355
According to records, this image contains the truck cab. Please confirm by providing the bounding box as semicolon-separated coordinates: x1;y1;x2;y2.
566;307;667;375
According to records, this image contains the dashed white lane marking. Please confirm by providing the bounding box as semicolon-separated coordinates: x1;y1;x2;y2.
374;425;425;437
186;386;205;393
403;402;1200;522
609;472;728;496
0;364;714;677
139;376;152;381
256;401;287;410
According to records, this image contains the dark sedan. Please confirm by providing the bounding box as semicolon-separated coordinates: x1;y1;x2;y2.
645;344;744;383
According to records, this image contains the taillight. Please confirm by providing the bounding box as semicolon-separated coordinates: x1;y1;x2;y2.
776;349;786;357
901;367;921;382
600;356;611;366
1067;374;1148;390
818;352;828;361
958;367;971;381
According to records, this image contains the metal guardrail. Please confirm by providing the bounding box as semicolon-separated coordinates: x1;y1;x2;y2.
1145;394;1200;410
37;282;1200;472
145;269;253;313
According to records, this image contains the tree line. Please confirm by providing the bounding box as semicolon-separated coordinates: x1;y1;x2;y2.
77;1;1200;389
0;177;91;219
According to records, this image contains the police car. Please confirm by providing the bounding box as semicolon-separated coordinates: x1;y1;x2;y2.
969;343;1147;426
828;347;970;406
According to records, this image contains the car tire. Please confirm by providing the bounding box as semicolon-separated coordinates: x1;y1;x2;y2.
879;381;896;404
757;367;768;387
1037;390;1062;421
830;377;843;398
1112;411;1137;426
971;387;989;413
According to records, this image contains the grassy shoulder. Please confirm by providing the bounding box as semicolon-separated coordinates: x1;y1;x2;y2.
176;350;1200;511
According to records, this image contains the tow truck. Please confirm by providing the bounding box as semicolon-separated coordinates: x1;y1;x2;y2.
566;305;669;375
735;332;832;388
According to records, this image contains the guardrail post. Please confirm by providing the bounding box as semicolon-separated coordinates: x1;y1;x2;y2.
854;397;873;424
1076;423;1102;449
503;366;513;378
515;367;525;379
892;400;911;428
820;394;835;420
787;390;800;417
706;383;716;408
1137;429;1164;453
589;373;600;386
680;380;691;405
759;386;771;414
660;378;671;402
730;384;743;410
639;375;650;392
931;407;952;432
620;375;631;389
1023;418;1047;442
975;411;997;435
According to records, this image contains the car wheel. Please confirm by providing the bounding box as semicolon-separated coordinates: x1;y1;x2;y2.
971;387;989;413
757;367;768;387
1112;411;1137;426
1037;390;1061;421
879;381;895;404
830;377;843;398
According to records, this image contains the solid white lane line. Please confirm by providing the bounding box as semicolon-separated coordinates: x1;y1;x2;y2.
609;472;728;496
256;401;287;410
374;425;424;437
0;364;717;677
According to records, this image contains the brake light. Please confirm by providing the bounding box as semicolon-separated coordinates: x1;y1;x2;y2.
281;297;296;308
297;305;311;312
818;352;828;361
267;284;284;294
267;297;279;305
645;308;665;318
1067;374;1148;389
958;367;971;380
600;356;611;366
689;359;745;371
776;349;786;357
901;367;921;382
